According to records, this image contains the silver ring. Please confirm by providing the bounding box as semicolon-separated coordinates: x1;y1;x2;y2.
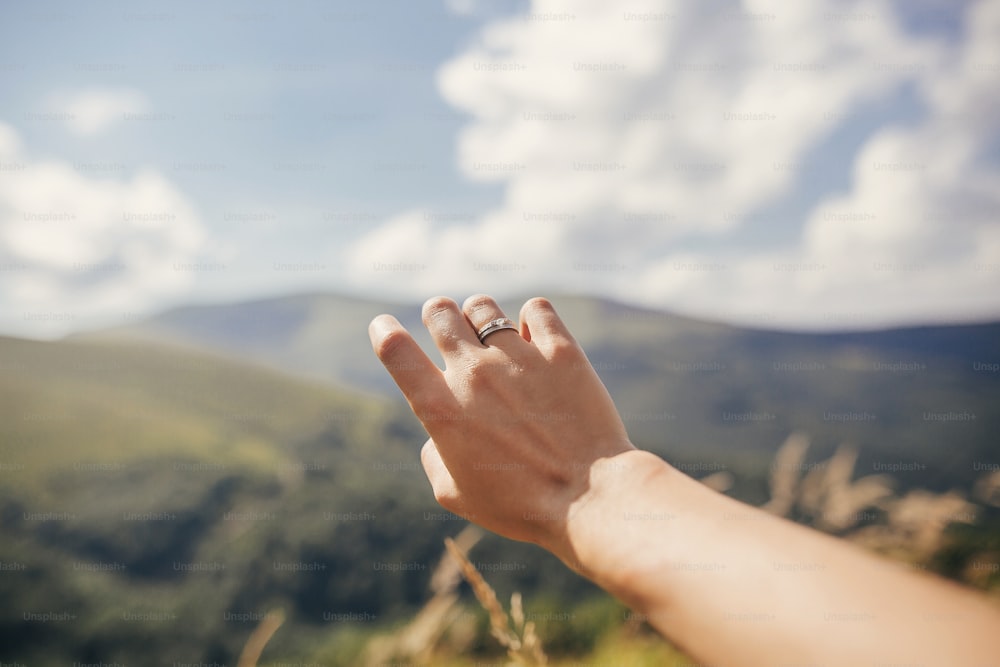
476;317;516;343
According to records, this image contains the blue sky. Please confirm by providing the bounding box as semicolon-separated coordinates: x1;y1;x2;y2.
1;0;997;338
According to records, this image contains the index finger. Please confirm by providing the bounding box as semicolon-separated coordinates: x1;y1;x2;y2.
369;314;449;405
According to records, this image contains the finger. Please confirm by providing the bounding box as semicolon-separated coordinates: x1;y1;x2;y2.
422;296;479;361
519;297;578;350
369;314;448;403
462;293;523;349
420;438;463;515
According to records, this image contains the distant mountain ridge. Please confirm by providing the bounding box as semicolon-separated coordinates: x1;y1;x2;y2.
73;290;1000;388
72;292;413;394
72;292;1000;493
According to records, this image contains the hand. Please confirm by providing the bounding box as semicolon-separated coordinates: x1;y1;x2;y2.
368;295;635;556
372;296;1000;667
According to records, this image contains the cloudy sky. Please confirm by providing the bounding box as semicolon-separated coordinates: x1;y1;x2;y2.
1;0;998;338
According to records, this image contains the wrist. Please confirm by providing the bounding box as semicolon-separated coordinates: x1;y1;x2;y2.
553;449;683;593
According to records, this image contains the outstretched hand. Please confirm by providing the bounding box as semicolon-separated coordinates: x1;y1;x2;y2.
368;295;635;556
371;294;1000;667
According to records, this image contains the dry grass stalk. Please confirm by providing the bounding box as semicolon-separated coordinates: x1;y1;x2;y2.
444;537;507;643
811;444;862;529
885;490;977;556
763;432;809;516
784;442;893;532
431;524;484;595
237;608;285;667
974;471;1000;507
755;436;985;568
826;443;859;492
797;459;828;518
364;525;482;666
848;489;978;561
820;472;894;532
699;471;734;493
509;591;545;665
444;537;548;665
389;592;465;661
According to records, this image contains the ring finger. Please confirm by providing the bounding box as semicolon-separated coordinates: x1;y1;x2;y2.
462;294;523;350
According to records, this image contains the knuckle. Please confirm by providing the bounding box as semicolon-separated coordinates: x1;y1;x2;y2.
547;338;580;363
462;355;506;388
433;487;461;513
422;296;457;323
524;296;554;314
463;293;494;312
541;463;573;488
463;360;491;389
374;328;410;361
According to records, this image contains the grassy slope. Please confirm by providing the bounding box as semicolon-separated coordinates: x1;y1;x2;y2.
0;335;422;663
0;335;596;665
0;334;376;501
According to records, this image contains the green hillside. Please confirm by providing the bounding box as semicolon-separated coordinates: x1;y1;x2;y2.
2;335;343;498
0;336;597;665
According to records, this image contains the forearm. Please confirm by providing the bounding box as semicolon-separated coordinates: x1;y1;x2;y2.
371;296;1000;666
561;450;1000;667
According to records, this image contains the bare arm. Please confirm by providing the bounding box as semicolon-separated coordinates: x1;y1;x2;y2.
369;294;1000;667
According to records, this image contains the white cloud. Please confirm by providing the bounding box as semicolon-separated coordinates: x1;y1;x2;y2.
346;208;568;297
0;121;208;337
56;89;149;137
346;0;1000;328
0;123;21;157
444;0;480;16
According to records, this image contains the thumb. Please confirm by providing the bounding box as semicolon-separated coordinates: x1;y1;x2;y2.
420;438;464;516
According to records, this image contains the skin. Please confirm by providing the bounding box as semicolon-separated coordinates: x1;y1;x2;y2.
369;294;1000;667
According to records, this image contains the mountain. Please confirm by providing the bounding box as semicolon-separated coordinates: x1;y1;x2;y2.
74;292;1000;494
71;292;422;395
